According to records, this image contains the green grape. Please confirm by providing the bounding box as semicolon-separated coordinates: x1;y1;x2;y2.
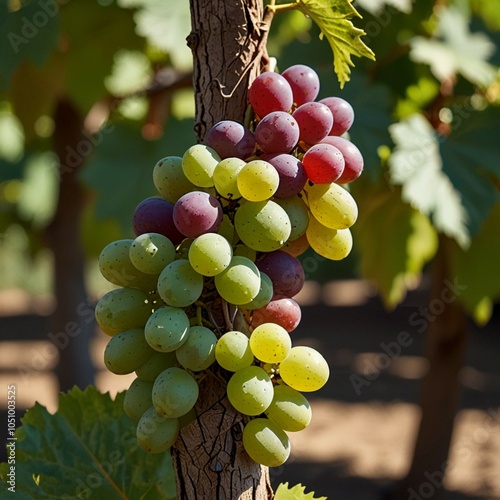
144;306;190;352
279;346;329;392
182;144;221;188
157;259;204;307
234;200;291;252
95;288;151;336
129;232;176;275
152;367;199;418
103;328;153;375
123;377;154;421
265;385;312;432
175;325;217;372
153;155;197;203
213;157;245;199
306;216;352;261
135;350;178;381
305;182;358;229
214;255;261;305
275;196;309;241
227;365;273;416
98;239;158;291
239;272;273;310
233;244;257;262
215;330;254;372
217;215;237;245
237;160;279;202
188;233;233;277
249;323;291;363
242;418;291;467
136;406;180;453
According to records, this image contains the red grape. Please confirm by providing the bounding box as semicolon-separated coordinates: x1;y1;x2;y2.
254;111;299;154
249;72;293;118
251;295;302;333
320;136;364;183
282;64;320;106
319;96;354;136
302;143;345;184
292;102;333;145
205;120;255;160
261;153;307;198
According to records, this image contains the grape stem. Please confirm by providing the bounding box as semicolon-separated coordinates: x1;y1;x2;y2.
221;299;233;331
267;0;298;13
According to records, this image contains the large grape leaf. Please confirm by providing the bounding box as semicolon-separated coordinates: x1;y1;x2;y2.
409;5;497;87
0;386;175;499
296;0;375;87
275;482;327;499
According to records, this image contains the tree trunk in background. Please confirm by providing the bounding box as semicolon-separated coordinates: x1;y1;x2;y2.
170;1;274;498
45;98;95;392
391;236;468;500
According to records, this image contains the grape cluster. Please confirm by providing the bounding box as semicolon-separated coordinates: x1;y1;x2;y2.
95;64;363;466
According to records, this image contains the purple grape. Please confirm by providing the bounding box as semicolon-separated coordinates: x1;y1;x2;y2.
173;191;223;238
292;102;333;145
302;143;345;184
254;111;299;154
249;72;294;118
205;120;256;160
320;136;364;183
133;197;184;245
319;96;354;136
261;153;307;198
255;250;305;298
282;64;320;107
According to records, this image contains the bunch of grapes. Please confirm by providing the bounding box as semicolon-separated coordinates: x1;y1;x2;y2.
95;64;363;466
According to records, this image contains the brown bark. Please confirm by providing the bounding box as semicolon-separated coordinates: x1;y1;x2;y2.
171;1;274;498
391;236;468;499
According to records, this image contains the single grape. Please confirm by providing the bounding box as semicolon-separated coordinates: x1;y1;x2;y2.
239;272;273;310
250;323;292;364
248;72;293;118
153;156;196;203
95;287;151;336
123;378;154;421
175;326;217;372
282;64;320;106
173;191;223;238
132;197;184;246
217;214;237;245
302;143;345;184
152;366;199;418
265;385;312;432
320;136;364;184
305;182;358;229
157;259;204;308
227;365;274;416
279;345;329;392
205;120;255;160
214;255;261;305
275;196;309;241
135;350;178;381
242;418;291;467
98;239;158;291
215;330;255;372
188;233;233;277
144;305;190;352
319;96;355;136
292;102;333;145
254;111;299;154
251;295;302;333
233;243;257;262
237;160;280;202
136;406;180;453
213;157;246;199
129;232;176;275
261;153;307;198
255;250;305;298
182;144;221;188
234;200;291;252
306;216;353;261
104;328;153;375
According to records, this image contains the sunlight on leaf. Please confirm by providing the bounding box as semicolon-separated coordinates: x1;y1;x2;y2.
275;482;327;500
355;0;413;16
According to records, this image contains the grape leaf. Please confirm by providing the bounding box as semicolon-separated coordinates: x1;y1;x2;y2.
0;386;175;499
296;0;375;88
275;482;327;500
409;5;497;87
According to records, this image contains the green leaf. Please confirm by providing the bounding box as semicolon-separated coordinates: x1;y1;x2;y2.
296;0;375;88
409;5;497;87
0;386;175;499
352;178;438;307
275;482;327;500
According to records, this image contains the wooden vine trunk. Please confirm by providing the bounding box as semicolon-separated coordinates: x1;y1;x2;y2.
171;1;274;498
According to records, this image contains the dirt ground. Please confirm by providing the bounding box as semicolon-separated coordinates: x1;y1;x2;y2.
1;280;499;499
